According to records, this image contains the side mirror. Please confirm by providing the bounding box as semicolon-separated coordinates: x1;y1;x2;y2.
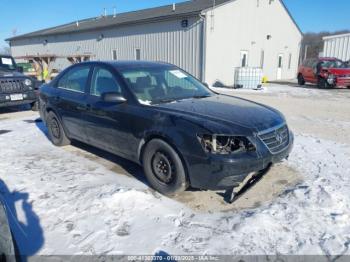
17;66;24;73
203;82;209;88
101;92;127;104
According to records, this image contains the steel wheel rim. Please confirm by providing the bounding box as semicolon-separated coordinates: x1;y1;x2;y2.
50;118;60;139
151;151;175;185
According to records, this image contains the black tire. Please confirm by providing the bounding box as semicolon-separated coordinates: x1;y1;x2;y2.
46;111;70;146
297;74;305;86
142;139;188;196
30;101;39;111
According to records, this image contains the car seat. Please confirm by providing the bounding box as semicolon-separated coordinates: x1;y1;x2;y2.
132;76;153;101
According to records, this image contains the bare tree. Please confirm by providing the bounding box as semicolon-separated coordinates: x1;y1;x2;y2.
0;46;11;55
301;30;350;60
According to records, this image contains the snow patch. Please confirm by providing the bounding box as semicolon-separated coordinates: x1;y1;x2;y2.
0;116;349;255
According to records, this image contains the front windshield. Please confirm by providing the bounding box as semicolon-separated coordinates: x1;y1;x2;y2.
120;66;213;104
0;56;17;71
322;60;348;69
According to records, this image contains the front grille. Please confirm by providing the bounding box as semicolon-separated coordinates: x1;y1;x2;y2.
0;79;26;94
258;124;289;154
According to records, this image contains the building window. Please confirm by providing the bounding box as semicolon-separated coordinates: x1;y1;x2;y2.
288;53;292;69
240;51;249;68
260;50;265;69
112;50;118;60
278;54;283;68
135;48;141;60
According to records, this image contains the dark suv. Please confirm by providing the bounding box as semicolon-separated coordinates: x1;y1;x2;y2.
0;55;38;110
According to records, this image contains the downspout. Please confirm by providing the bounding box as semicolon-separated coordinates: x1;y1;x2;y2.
199;12;207;83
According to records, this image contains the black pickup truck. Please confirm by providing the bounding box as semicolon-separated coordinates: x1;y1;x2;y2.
0;55;38;110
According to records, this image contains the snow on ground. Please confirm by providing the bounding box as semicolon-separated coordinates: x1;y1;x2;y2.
0;114;350;256
211;83;350;100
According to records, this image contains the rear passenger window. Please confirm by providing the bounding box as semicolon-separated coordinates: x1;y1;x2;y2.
57;66;90;93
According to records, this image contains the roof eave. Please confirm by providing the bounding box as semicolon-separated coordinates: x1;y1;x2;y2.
7;11;201;42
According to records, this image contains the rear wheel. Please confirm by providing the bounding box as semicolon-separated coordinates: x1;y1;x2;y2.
142;139;188;196
297;74;305;86
46;111;70;146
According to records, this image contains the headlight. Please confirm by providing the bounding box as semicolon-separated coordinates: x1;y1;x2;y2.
327;74;336;84
24;79;32;86
197;134;256;155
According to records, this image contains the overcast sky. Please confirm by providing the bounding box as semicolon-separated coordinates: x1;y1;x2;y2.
1;0;349;48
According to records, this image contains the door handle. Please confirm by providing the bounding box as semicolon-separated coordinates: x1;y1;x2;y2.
77;104;91;111
77;105;87;111
53;96;60;102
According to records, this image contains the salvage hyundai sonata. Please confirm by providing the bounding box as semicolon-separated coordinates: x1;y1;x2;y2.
39;61;293;198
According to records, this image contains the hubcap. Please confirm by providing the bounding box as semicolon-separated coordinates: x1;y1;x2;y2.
50;118;60;139
151;152;175;184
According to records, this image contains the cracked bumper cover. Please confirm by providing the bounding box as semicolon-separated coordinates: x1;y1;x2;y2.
184;131;294;190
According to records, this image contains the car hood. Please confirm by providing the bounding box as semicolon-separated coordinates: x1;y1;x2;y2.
325;68;350;75
0;70;25;78
154;95;285;133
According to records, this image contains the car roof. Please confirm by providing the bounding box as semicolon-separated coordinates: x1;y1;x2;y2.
81;60;176;70
318;57;341;61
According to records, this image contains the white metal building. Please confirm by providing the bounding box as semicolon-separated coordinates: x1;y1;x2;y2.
7;0;302;86
323;33;350;61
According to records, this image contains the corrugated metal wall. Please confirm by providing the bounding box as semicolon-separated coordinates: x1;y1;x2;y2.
10;17;204;79
323;34;350;61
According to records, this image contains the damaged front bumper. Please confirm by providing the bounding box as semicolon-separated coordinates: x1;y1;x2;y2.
184;131;294;191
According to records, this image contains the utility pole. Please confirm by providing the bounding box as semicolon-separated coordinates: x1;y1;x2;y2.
304;45;308;60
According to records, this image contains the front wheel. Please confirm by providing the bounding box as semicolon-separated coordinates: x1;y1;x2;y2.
142;139;189;196
46;111;71;146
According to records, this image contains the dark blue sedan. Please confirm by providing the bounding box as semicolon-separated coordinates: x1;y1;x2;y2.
39;61;293;197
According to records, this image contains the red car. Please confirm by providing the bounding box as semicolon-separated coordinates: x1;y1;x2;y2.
297;57;350;88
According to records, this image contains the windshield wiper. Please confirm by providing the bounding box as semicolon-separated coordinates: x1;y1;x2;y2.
153;95;211;104
192;94;212;99
153;98;177;104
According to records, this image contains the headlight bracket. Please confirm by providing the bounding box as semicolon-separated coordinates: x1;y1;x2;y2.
198;134;256;155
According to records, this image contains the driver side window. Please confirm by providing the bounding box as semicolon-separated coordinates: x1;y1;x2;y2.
90;67;121;97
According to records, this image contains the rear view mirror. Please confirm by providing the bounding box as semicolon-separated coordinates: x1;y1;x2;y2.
101;92;127;104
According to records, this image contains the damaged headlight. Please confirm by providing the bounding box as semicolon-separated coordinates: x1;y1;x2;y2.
24;79;32;86
197;134;256;155
327;74;336;84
